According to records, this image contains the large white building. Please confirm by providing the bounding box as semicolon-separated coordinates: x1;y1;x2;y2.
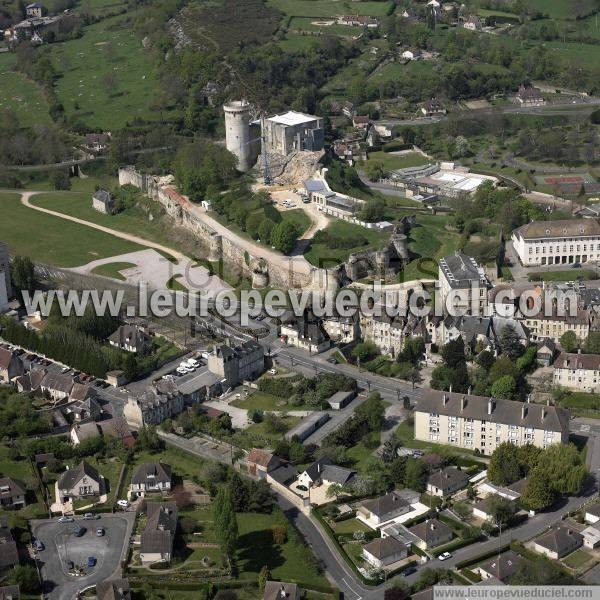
511;219;600;267
414;390;569;454
263;111;324;156
553;351;600;393
438;252;490;315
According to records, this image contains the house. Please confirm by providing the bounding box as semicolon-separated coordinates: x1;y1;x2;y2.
123;384;184;428
246;448;282;478
357;491;412;528
472;497;514;522
420;98;446;117
475;550;522;582
140;502;178;565
478;478;527;502
0;477;26;509
553;351;600;393
401;49;421;61
327;390;356;410
26;2;44;17
515;85;545;107
463;15;483;30
582;526;600;549
92;189;115;215
0;517;19;569
40;372;74;401
415;390;570;453
523;308;590;345
536;340;557;367
511;219;600;267
426;467;469;497
585;503;600;524
533;526;583;559
0;349;24;383
337;15;379;28
342;101;355;118
84;133;110;153
284;412;330;443
207;340;265;386
296;458;355;489
280;311;331;354
68;387;101;421
70;417;133;446
362;536;408;568
56;461;102;503
15;368;45;394
130;462;172;498
352;115;370;129
96;579;131;600
108;324;151;354
0;586;20;600
263;582;300;600
409;518;453;549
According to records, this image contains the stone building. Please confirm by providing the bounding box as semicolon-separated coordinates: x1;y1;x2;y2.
263;111;324;156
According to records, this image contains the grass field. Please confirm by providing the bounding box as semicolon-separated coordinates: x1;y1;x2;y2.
288;16;357;35
0;192;143;267
277;34;322;52
331;518;371;535
527;269;596;282
44;13;167;129
369;59;434;85
545;41;600;71
0;54;51;127
563;548;594;569
477;7;519;19
91;261;136;280
364;151;430;172
527;0;581;19
267;0;393;17
237;512;323;586
231;391;316;413
556;392;600;416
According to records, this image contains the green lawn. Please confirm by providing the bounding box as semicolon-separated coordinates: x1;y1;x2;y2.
43;13;170;129
364;151;430;173
556;392;600;417
563;548;594;569
346;432;379;473
134;447;207;482
237;512;323;586
288;16;357;36
477;7;519;19
332;518;371;535
233;416;301;449
0;55;51;127
0;192;143;267
91;261;136;281
277;34;322;52
545;41;600;71
527;0;581;19
266;0;393;17
528;269;596;282
369;59;434;86
231;391;315;413
282;209;312;237
304;220;388;267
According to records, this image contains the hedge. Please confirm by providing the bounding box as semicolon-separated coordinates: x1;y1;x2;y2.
450;571;473;585
383;141;412;153
455;543;510;569
431;535;482;557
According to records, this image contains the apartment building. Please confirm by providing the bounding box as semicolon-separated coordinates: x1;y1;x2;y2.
123;382;184;428
522;308;590;344
511;219;600;267
207;340;264;386
438;252;490;315
553;351;600;393
414;390;569;454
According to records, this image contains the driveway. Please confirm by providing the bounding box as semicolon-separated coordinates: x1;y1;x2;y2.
31;513;135;600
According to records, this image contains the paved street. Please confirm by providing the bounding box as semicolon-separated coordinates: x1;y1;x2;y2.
31;513;135;600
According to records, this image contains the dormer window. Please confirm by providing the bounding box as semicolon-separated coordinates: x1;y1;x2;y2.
545;229;550;235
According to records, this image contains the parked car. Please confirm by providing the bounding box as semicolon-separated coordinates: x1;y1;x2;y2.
96;527;104;537
73;525;84;537
58;516;74;524
297;485;308;492
87;556;97;568
438;552;452;561
402;566;417;576
34;540;45;552
117;499;130;508
327;357;338;364
83;513;98;520
67;560;74;570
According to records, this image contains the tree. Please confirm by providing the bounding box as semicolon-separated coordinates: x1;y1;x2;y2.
487;495;514;526
258;565;270;592
271;221;298;254
326;483;344;499
352;341;379;362
498;324;524;359
488;443;522;486
560;330;578;352
364;160;387;182
441;337;466;369
229;472;249;512
213;486;238;559
520;472;556;511
380;437;400;463
9;564;39;593
384;587;408;600
122;354;138;381
257;218;276;244
404;457;426;491
50;169;70;190
490;375;517;400
11;255;37;305
359;197;386;222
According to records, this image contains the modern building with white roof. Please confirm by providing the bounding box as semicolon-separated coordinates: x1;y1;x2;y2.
264;111;324;156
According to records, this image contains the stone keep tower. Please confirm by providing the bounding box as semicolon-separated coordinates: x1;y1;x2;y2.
223;100;255;172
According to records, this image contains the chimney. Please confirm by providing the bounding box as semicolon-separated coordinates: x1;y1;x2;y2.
461;396;467;410
442;393;449;405
449;385;453;394
487;398;494;415
521;404;527;420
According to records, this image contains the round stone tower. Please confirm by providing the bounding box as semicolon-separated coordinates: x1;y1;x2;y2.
223;100;254;172
390;233;410;261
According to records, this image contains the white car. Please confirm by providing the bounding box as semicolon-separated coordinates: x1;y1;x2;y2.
117;499;129;508
176;367;189;375
185;359;199;368
438;552;452;561
269;368;277;375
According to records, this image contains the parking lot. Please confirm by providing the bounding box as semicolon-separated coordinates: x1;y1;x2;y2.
31;513;135;600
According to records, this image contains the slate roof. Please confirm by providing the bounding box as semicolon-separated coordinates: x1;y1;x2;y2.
360;490;410;519
263;581;298;600
0;348;19;371
535;526;583;554
108;325;149;349
0;478;25;502
303;179;327;193
409;518;453;546
268;464;298;485
131;462;172;486
513;219;600;240
0;517;19;568
70;383;96;403
587;503;600;518
140;502;178;555
555;351;600;371
427;467;469;491
93;189;114;206
439;252;488;289
57;461;100;491
246;448;280;470
41;372;74;395
303;458;355;485
96;579;131;600
416;389;569;433
363;535;406;559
